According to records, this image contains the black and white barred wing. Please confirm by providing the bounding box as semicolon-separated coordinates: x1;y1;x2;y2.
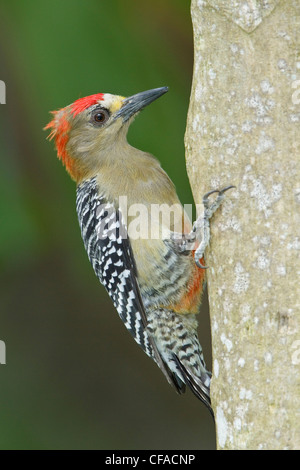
76;178;185;391
76;178;153;357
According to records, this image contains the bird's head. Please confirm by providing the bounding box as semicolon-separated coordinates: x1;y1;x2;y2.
45;87;168;182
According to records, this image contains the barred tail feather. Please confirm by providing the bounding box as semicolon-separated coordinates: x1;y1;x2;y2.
173;354;214;418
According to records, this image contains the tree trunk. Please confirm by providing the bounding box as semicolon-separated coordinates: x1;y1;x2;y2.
185;0;300;450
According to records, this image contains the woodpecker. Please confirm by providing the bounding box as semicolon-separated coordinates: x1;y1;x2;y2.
45;87;233;416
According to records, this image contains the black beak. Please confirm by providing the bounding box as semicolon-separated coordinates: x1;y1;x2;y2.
115;87;168;121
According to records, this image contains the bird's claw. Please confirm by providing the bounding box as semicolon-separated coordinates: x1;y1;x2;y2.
195;257;209;269
194;185;235;269
203;185;236;210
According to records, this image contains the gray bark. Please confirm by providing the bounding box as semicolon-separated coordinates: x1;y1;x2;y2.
185;0;300;450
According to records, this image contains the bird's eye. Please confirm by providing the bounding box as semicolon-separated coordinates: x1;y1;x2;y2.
91;108;110;126
94;112;105;122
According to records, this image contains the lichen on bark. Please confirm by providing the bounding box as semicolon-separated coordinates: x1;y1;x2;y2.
185;0;300;450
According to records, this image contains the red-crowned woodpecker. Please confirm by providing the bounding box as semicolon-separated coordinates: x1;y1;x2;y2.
45;87;233;417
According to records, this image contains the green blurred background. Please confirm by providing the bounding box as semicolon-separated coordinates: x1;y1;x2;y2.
0;0;215;449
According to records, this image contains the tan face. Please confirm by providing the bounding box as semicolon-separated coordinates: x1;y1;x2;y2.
45;93;129;181
45;87;168;181
66;93;130;163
